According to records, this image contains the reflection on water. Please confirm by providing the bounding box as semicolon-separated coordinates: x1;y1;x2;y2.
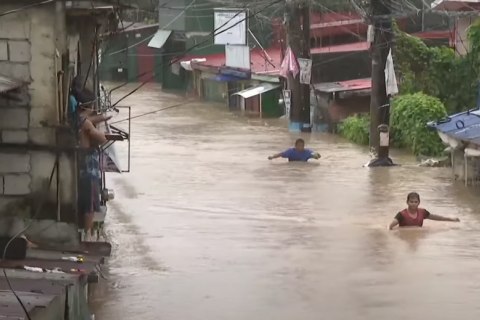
91;83;480;320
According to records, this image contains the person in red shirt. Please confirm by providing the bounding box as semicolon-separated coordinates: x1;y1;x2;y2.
388;192;460;230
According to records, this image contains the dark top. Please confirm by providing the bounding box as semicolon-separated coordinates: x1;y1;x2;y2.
394;209;431;226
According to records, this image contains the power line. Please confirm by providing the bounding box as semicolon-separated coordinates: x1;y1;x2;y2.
109;0;283;107
0;0;55;17
106;0;197;56
109;100;195;124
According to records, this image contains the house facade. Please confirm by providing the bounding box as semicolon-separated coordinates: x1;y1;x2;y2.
0;1;117;245
431;0;480;55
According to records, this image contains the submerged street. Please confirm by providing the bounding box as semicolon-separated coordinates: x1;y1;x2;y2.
94;84;480;320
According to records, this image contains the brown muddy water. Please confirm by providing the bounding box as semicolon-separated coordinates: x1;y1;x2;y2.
91;83;480;320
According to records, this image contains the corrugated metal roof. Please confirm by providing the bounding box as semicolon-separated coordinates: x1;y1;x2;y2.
427;109;480;144
0;75;27;93
0;245;109;320
0;291;58;319
314;78;371;93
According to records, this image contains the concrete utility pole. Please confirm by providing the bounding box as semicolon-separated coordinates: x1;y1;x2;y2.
286;0;311;132
367;0;394;167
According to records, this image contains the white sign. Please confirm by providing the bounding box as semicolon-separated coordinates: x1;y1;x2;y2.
214;10;247;45
297;58;312;84
225;45;250;69
283;90;291;119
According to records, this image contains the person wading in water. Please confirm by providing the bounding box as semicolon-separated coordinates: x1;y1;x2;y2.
268;138;321;162
388;192;460;230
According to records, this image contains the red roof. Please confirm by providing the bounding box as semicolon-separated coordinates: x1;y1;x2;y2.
182;42;370;74
310;42;369;54
338;78;372;91
313;78;372;93
431;0;480;11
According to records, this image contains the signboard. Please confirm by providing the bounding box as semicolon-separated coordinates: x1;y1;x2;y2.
214;10;247;45
220;67;251;80
297;58;312;84
225;45;250;69
283;89;291;119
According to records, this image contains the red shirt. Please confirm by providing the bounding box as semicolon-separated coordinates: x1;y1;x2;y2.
395;208;430;227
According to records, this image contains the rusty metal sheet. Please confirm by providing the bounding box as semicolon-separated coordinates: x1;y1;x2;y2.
32;242;111;258
0;259;97;274
27;249;104;264
0;75;28;93
2;269;79;283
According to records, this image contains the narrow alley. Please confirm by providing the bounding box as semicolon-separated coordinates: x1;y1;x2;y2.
89;84;480;320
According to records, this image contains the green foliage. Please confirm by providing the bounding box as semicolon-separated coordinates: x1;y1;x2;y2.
390;93;447;156
394;20;480;114
337;114;370;145
338;93;447;156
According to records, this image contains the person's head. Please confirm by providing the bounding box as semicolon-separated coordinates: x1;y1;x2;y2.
406;192;420;210
295;138;305;152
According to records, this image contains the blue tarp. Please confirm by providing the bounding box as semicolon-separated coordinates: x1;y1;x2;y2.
210;74;242;82
427;109;480;144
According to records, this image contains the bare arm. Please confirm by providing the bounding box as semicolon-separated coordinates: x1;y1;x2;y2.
388;218;399;230
427;214;460;222
88;114;112;125
83;119;107;144
268;152;283;160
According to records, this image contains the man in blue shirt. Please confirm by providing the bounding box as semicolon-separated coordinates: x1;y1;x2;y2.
268;138;321;162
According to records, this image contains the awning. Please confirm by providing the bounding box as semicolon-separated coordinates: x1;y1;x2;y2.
233;83;280;99
148;30;172;49
0;75;28;93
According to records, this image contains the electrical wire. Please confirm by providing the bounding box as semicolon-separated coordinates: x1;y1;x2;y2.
0;0;55;17
108;0;198;57
1;158;58;320
109;100;195;124
109;0;283;107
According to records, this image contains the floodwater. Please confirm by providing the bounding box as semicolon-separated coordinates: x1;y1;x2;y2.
93;83;480;320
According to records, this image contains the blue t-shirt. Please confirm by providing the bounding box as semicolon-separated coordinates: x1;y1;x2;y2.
70;95;78;113
281;148;315;162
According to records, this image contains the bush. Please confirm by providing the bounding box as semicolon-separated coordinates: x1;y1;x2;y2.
390;93;447;156
337;114;370;145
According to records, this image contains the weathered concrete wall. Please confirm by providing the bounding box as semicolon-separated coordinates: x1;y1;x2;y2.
0;3;77;242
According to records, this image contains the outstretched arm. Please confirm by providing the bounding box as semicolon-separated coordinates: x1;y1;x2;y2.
268;152;283;160
427;214;460;222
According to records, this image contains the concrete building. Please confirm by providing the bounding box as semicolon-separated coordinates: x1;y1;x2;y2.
431;0;480;55
0;1;117;246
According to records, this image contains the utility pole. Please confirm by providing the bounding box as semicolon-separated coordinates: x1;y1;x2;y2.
367;0;394;167
300;3;311;131
285;0;311;132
